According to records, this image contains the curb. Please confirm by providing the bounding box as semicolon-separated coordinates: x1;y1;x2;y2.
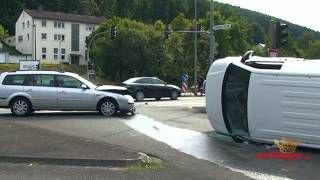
0;155;143;167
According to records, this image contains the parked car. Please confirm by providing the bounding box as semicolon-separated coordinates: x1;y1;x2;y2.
0;71;135;116
206;51;320;149
123;77;181;101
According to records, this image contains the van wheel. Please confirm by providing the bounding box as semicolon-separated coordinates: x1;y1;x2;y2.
99;99;117;116
10;97;31;116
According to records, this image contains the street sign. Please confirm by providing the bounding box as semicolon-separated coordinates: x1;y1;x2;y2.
19;60;40;70
213;24;231;30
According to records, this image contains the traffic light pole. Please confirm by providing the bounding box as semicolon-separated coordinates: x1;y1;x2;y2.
86;30;109;80
194;0;198;85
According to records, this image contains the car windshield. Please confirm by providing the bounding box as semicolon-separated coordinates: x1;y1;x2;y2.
123;78;140;84
72;74;97;89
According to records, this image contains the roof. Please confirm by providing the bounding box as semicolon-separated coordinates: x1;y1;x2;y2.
0;41;27;56
24;9;105;24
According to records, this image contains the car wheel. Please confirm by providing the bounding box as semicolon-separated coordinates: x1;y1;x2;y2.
170;90;179;100
99;99;117;116
10;97;31;116
135;91;144;101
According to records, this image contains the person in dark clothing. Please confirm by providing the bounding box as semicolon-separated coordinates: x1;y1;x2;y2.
194;76;205;96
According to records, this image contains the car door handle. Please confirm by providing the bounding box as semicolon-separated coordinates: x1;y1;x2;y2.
26;89;33;92
59;91;66;94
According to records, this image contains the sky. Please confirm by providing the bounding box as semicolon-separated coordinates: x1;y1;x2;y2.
215;0;320;32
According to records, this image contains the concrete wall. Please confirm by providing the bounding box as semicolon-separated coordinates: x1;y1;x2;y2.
15;11;33;55
0;52;32;64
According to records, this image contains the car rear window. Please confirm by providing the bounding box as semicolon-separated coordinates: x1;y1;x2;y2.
2;75;26;86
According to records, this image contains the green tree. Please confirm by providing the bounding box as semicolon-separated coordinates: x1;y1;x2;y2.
0;24;9;41
89;18;169;82
304;40;320;59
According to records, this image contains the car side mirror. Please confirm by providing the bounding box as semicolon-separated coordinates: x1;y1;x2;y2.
81;84;89;89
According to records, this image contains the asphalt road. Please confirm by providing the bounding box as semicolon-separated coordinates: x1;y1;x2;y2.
0;96;319;180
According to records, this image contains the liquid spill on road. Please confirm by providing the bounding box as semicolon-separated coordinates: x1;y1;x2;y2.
122;114;292;180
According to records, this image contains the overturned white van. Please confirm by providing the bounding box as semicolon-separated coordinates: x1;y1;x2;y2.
206;51;320;149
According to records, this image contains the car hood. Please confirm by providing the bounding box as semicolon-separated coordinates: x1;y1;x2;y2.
96;85;130;95
96;85;127;91
166;84;181;90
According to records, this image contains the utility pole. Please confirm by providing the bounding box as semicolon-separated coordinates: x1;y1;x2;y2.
209;0;215;65
194;0;198;85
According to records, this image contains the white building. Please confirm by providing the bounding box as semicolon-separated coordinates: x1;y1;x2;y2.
0;41;32;64
15;9;105;65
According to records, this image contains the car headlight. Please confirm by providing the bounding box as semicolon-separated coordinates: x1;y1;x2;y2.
124;95;135;104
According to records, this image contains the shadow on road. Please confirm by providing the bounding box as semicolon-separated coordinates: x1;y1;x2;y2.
0;111;133;121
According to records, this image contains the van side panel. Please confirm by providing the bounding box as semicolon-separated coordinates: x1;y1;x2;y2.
249;74;320;145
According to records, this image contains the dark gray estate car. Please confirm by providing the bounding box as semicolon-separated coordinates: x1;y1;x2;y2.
123;77;181;101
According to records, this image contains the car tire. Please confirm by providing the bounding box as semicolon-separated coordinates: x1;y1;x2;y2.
98;99;118;116
170;90;179;100
10;97;31;116
135;91;144;101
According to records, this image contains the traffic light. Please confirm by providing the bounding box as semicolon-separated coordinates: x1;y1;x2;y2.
275;22;288;48
110;25;117;40
35;64;39;70
164;25;171;39
197;24;201;38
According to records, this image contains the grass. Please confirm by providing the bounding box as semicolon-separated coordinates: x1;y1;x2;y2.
127;156;164;171
127;161;164;171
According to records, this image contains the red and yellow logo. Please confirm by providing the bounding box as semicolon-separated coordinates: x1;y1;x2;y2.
256;138;311;160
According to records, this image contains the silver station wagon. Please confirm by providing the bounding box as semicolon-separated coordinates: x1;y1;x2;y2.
0;71;135;116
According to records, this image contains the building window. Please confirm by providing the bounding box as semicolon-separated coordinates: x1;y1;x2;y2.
22;22;25;29
18;36;23;43
41;20;47;27
71;24;79;51
61;48;66;60
86;25;95;31
27;34;30;41
54;48;58;60
42;48;47;59
41;33;47;40
27;21;30;28
54;21;65;29
54;34;65;41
